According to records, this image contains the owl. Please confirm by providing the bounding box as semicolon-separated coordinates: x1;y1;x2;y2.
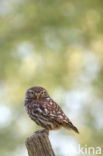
24;86;79;133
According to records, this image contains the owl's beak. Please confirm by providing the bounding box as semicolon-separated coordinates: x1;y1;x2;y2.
37;93;41;101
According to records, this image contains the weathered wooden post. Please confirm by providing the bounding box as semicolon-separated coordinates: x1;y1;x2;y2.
25;130;55;156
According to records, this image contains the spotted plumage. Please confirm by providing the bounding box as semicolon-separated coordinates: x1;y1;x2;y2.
24;86;79;133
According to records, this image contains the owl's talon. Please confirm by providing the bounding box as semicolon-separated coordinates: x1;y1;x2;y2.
34;129;49;135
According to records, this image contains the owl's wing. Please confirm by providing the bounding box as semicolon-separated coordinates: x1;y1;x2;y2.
42;99;79;133
42;99;69;121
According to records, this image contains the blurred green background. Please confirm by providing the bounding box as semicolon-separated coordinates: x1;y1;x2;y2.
0;0;103;156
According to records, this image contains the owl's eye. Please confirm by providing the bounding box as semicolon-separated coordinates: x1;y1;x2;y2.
40;91;46;97
29;91;35;97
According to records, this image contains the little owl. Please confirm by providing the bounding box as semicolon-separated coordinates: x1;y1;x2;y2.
24;86;79;133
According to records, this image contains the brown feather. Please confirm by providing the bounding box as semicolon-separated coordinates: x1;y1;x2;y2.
63;121;79;133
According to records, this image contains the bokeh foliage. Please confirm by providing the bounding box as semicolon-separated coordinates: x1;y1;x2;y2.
0;0;103;156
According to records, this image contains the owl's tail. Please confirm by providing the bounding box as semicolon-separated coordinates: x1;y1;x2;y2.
63;121;79;134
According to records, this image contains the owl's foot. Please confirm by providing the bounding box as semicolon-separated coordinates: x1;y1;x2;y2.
35;129;49;135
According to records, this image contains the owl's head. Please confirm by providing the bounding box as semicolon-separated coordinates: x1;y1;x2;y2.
25;86;49;100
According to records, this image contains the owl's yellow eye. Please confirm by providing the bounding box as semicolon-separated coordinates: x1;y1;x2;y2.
41;91;46;97
29;91;34;97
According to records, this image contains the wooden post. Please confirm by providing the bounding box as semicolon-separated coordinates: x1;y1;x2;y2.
25;130;55;156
